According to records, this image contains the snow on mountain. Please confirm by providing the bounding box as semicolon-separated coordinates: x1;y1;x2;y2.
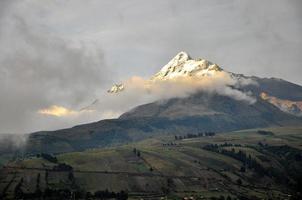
107;84;124;93
151;51;222;81
108;51;240;94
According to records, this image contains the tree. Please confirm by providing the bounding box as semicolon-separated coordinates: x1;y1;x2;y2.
14;178;23;199
117;190;128;200
40;153;58;163
36;173;40;191
45;170;49;184
219;196;226;200
237;178;242;186
53;163;73;171
68;171;74;181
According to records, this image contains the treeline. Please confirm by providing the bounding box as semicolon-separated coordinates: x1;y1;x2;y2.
203;143;297;186
13;168;127;199
175;132;215;140
203;144;267;176
162;142;178;146
132;148;141;157
37;153;58;163
257;130;274;136
36;153;74;172
93;189;128;200
265;145;302;162
15;188;128;200
264;145;302;192
203;143;243;148
52;163;73;171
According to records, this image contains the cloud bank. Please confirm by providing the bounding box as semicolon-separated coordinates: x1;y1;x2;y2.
122;72;257;103
0;1;109;133
0;0;301;133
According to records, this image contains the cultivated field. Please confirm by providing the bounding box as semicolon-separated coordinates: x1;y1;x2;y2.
1;126;302;199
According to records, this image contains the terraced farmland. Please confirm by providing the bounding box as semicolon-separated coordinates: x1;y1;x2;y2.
1;126;302;199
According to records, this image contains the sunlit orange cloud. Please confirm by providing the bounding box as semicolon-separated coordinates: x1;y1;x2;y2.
38;105;78;117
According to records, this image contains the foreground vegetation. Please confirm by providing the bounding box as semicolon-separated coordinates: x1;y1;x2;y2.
1;126;302;199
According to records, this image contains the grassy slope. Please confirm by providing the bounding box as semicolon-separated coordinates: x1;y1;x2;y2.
1;126;302;199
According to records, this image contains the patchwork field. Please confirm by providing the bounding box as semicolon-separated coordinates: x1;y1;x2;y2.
1;126;302;199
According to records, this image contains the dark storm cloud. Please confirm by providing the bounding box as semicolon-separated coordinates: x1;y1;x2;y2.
0;0;301;133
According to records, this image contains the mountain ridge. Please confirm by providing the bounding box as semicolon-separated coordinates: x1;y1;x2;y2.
23;91;302;154
3;52;302;155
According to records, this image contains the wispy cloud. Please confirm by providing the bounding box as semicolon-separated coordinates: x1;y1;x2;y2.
38;105;78;117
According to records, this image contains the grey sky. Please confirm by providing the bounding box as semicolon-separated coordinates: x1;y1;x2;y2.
0;0;301;133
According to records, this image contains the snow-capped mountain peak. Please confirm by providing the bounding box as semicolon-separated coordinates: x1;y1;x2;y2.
151;51;222;81
108;51;226;93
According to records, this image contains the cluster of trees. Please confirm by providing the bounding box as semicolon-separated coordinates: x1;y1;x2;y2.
257;141;268;147
15;186;128;199
133;148;141;157
162;142;178;146
264;145;302;191
204;195;234;200
203;144;267;176
52;163;73;171
182;195;241;200
37;153;58;163
175;132;215;140
202;143;241;150
92;189;128;200
265;145;302;162
15;188;75;199
257;130;274;136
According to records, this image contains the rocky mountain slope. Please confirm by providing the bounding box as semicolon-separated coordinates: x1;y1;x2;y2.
260;92;302;116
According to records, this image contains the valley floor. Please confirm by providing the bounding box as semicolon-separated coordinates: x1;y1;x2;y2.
1;126;302;200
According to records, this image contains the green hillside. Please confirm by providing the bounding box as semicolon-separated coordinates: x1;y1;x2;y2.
1;126;302;199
